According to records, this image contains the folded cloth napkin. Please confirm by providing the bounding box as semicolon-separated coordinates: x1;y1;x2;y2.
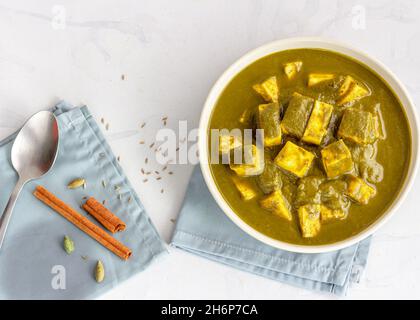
171;166;371;296
0;102;167;299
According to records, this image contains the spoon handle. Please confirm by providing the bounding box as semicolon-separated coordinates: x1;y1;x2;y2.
0;179;25;250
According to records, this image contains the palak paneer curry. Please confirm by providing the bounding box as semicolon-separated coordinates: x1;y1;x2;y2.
209;49;411;245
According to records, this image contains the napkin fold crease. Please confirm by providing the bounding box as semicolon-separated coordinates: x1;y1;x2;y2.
171;166;371;296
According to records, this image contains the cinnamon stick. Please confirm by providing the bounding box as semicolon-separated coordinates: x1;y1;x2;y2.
82;197;126;233
33;185;132;260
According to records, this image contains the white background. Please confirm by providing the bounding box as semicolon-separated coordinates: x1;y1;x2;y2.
0;0;419;299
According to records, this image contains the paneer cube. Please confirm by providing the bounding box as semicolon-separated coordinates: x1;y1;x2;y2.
232;177;257;201
259;190;292;221
230;144;264;177
302;100;334;145
274;141;315;178
338;109;379;145
284;61;303;79
257;102;282;147
219;134;242;155
298;204;321;238
253;76;279;102
360;103;386;140
346;175;376;205
337;76;369;106
281;92;314;138
308;73;335;87
321;140;354;178
256;157;282;194
320;205;347;223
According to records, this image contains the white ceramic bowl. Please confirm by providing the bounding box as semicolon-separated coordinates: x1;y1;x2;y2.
198;37;419;253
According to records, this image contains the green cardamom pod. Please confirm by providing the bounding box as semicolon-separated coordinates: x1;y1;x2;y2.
63;235;74;254
95;260;105;283
67;178;86;189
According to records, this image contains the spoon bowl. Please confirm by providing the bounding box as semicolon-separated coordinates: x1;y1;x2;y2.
0;111;59;249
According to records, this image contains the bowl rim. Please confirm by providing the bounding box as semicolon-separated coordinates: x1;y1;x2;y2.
198;37;419;253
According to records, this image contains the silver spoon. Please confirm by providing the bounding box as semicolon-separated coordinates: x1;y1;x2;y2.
0;111;59;250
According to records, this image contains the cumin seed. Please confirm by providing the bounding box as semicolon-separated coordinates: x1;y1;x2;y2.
139;140;145;144
145;157;148;164
143;179;148;183
141;122;146;128
161;189;164;193
156;177;162;180
168;171;173;175
149;142;155;148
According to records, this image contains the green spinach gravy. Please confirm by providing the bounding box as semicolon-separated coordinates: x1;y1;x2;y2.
208;48;411;245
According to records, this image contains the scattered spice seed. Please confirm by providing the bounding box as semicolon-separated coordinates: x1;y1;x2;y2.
156;177;162;180
127;196;132;203
164;120;167;126
81;255;89;261
139;140;145;144
102;200;106;205
143;179;148;183
168;171;173;175
105;123;109;130
141;168;145;174
101;118;105;124
162;166;167;171
121;74;125;80
160;189;164;194
102;180;107;188
170;218;176;223
82;196;88;200
141;122;146;128
145;157;148;164
146;171;151;175
117;156;121;162
162;116;168;121
149;142;155;148
176;147;180;152
154;171;159;174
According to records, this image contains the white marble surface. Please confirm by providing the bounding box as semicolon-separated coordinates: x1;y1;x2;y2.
0;0;420;299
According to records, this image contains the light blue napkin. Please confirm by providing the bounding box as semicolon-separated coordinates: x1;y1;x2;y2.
0;102;167;299
171;166;371;296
